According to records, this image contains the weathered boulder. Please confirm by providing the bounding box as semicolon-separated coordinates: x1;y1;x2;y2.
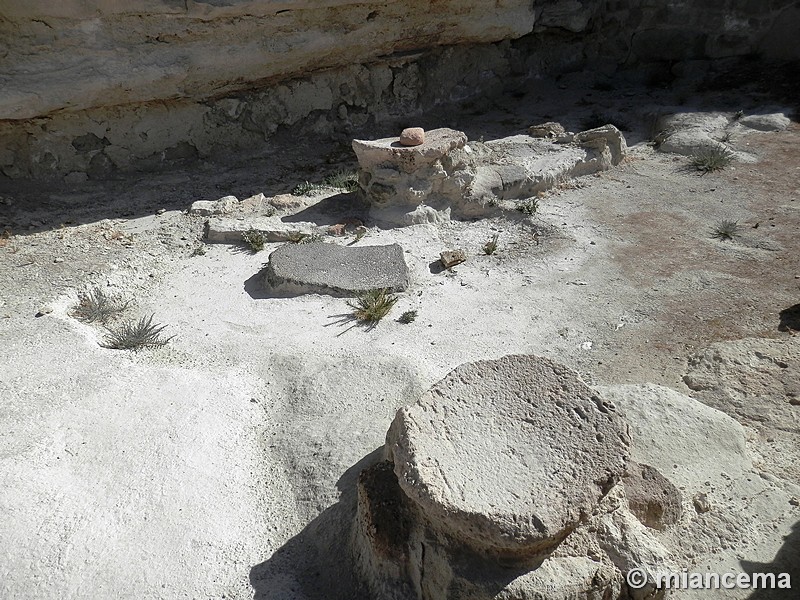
385;355;630;557
353;127;628;225
739;112;791;132
653;109;789;158
264;242;409;297
353;363;800;599
597;382;800;580
682;336;800;482
654;111;732;156
352;355;680;600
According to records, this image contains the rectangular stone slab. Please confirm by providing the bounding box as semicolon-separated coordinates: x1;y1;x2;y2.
264;242;409;297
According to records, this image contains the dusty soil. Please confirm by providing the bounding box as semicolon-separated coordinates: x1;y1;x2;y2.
1;73;798;599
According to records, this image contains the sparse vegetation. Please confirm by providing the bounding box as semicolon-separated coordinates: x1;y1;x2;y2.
292;169;360;196
483;233;499;255
348;289;398;324
398;310;418;324
71;287;129;323
717;131;734;145
289;232;324;244
292;181;318;196
322;169;359;193
242;229;266;252
102;314;174;350
517;198;539;216
711;219;740;241
689;147;734;173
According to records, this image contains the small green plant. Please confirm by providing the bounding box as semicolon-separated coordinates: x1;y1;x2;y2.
689;147;734;173
322;169;359;193
398;310;418;324
102;314;174;350
292;170;360;196
242;229;266;252
483;233;499;255
717;131;734;145
292;181;318;196
289;232;324;244
348;289;398;324
711;219;740;241
517;198;539;216
71;287;129;323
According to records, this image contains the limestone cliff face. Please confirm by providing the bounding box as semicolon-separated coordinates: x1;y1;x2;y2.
0;0;797;179
0;0;535;120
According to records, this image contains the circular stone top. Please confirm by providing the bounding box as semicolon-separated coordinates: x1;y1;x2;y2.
385;354;630;556
352;127;467;172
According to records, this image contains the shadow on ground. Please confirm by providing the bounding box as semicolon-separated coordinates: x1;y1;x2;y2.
249;448;383;600
282;192;369;226
779;304;800;332
742;520;800;599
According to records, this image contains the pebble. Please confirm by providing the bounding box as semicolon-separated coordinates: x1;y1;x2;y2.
35;305;53;317
399;127;425;147
156;208;166;215
53;258;64;263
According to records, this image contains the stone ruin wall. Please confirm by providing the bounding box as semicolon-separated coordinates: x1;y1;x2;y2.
0;0;798;180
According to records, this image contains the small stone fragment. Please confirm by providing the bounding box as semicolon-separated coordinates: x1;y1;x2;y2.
189;195;238;217
35;305;53;317
440;249;466;269
529;122;566;138
693;492;711;514
399;127;425;146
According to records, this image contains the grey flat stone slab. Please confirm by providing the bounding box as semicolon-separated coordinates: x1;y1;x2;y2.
264;242;409;297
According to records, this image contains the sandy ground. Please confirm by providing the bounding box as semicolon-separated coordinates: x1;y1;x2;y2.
1;73;799;599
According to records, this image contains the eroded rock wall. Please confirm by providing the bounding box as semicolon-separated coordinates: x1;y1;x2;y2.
0;0;797;179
